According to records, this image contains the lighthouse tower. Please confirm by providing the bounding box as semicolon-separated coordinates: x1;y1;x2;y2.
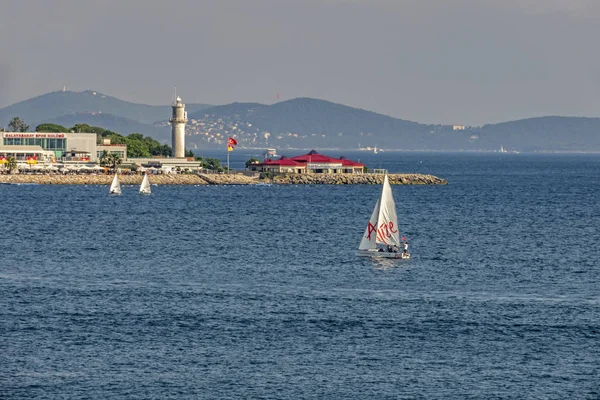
170;95;188;158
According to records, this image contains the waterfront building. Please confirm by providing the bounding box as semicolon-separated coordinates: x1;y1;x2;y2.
247;150;365;174
1;132;115;162
0;145;56;165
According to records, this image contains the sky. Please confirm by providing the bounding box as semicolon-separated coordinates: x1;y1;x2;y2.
1;0;599;125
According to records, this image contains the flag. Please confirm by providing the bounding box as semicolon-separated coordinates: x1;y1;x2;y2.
228;137;237;146
228;145;234;152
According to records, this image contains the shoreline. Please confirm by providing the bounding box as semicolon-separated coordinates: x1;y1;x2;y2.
0;173;447;185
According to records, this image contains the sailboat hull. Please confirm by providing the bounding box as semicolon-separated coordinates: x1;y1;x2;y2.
356;250;410;259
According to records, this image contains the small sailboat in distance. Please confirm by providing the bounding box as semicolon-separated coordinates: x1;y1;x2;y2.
356;174;410;259
109;173;121;195
139;172;151;195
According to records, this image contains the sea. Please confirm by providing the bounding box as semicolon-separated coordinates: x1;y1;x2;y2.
1;151;599;399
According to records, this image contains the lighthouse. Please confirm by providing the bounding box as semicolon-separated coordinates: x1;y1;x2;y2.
170;95;188;158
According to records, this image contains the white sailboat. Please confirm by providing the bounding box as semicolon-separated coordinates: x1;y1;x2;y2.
139;172;151;195
356;174;410;259
109;173;121;195
500;145;507;153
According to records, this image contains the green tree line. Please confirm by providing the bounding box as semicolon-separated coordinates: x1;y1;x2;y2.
35;122;172;158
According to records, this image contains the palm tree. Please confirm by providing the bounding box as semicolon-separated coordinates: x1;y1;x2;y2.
108;153;122;171
6;156;18;174
99;150;110;167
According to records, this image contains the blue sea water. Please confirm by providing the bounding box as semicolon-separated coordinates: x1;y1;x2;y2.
1;152;599;399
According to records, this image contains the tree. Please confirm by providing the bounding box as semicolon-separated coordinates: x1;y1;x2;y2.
124;137;150;157
35;123;68;132
203;157;222;171
6;156;18;174
107;153;122;170
99;150;110;167
8;117;29;132
185;149;194;158
71;124;92;133
245;157;260;168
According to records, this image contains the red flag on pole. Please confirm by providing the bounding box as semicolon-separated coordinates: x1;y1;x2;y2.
228;137;237;146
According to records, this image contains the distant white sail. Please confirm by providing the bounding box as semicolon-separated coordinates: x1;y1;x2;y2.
109;173;121;195
139;173;151;195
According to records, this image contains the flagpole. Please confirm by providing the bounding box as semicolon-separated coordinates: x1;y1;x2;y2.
226;142;230;174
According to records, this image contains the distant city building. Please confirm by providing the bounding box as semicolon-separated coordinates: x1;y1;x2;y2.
453;125;466;131
247;150;365;174
170;95;188;158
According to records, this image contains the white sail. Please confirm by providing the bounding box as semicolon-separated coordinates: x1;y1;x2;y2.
358;198;381;250
375;175;401;246
358;175;401;251
109;173;121;195
139;173;151;194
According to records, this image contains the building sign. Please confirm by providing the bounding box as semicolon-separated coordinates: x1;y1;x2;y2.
3;133;66;139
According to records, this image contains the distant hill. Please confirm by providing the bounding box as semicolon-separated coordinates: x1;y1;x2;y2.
2;90;600;151
476;116;600;152
187;98;448;150
0;90;212;127
187;100;600;151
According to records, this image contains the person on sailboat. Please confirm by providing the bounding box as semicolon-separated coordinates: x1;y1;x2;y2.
403;242;408;254
393;245;399;253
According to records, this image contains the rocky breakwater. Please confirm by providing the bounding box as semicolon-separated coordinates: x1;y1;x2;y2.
197;173;260;185
271;173;447;185
0;174;209;185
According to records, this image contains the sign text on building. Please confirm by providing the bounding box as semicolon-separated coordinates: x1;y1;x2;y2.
3;133;66;139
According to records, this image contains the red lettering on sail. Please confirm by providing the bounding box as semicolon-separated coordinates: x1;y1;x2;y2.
366;222;377;240
375;221;397;244
388;221;398;234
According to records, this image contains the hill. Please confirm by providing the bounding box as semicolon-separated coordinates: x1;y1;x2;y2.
186;100;600;151
0;90;211;127
186;98;450;150
2;90;600;151
475;116;600;152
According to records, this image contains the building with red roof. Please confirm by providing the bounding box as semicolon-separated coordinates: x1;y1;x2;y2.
247;150;365;174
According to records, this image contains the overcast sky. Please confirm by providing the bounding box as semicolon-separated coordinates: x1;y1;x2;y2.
1;0;599;125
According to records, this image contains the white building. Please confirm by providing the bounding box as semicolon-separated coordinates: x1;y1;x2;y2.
0;145;56;165
1;132;126;162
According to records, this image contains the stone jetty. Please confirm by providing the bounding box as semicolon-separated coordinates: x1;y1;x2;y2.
0;173;446;185
271;173;447;185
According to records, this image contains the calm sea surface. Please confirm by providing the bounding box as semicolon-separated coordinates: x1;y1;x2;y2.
1;152;599;399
